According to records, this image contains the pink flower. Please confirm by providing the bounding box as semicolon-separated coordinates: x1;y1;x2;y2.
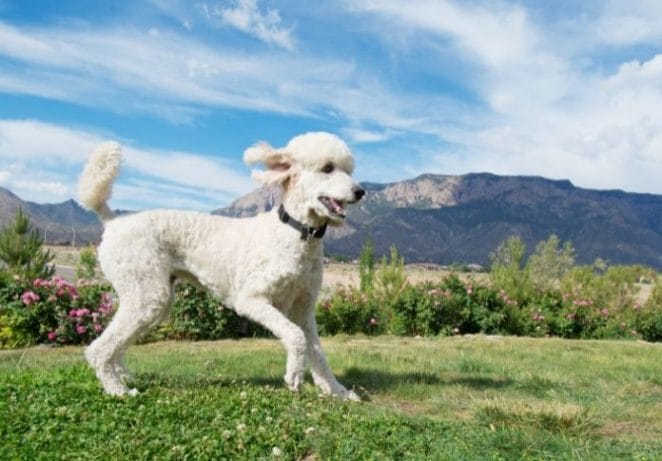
76;325;87;335
599;308;609;317
47;331;57;341
94;324;103;333
369;317;378;325
69;309;78;318
21;291;40;306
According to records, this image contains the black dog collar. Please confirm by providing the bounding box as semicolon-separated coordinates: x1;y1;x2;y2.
278;204;327;241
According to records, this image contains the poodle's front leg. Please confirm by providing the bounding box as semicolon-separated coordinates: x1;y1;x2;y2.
234;295;307;391
294;309;361;401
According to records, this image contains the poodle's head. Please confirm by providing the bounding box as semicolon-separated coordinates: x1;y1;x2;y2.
244;132;365;226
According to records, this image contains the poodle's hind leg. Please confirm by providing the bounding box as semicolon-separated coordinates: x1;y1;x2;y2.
86;275;173;396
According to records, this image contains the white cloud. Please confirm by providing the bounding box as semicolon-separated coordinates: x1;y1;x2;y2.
342;127;394;143
0;119;100;162
0;119;255;209
0;19;439;134
593;0;662;46
216;0;294;50
0;170;10;185
427;52;662;194
344;1;662;194
123;146;254;198
346;0;535;69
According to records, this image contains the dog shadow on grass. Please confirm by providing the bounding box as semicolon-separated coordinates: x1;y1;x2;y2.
131;368;512;397
339;367;513;393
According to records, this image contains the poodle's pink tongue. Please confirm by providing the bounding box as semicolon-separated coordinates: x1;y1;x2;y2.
330;199;345;215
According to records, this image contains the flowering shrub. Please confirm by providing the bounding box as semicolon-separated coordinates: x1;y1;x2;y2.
0;275;115;347
1;266;660;348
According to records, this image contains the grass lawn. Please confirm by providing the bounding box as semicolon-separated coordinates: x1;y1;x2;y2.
1;335;660;460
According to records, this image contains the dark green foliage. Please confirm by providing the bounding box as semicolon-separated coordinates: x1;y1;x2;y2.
75;245;97;280
635;286;662;341
316;286;383;336
0;208;55;281
358;233;375;293
163;284;269;340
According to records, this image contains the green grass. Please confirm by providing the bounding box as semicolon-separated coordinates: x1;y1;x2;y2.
1;336;660;460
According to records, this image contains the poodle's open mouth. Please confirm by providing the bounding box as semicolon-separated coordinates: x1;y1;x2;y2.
319;196;347;218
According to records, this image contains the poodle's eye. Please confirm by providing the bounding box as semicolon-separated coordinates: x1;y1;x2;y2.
321;163;335;174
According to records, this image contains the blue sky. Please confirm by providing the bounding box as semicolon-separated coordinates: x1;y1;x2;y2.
1;0;661;211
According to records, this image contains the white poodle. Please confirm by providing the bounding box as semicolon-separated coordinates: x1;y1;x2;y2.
78;132;365;400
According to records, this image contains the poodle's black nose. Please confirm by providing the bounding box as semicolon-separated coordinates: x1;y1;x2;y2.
353;186;366;201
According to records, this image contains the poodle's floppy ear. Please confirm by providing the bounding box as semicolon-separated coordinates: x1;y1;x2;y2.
244;142;292;185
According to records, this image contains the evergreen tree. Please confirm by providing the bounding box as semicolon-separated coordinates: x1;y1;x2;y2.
359;233;375;293
0;208;55;281
375;245;407;302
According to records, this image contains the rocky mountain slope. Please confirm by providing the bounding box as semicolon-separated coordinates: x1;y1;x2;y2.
0;187;101;245
215;173;662;269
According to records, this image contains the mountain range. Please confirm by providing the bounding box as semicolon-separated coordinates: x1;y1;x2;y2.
1;172;661;269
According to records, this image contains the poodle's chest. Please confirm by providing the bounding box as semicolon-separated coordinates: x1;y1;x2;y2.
267;256;322;306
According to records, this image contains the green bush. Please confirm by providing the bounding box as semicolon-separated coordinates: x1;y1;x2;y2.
634;279;662;341
316;286;383;336
75;245;97;280
163;284;269;341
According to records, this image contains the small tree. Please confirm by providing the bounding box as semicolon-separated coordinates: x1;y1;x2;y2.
76;245;97;280
489;235;532;304
359;234;375;293
527;234;575;291
374;245;407;303
0;208;55;281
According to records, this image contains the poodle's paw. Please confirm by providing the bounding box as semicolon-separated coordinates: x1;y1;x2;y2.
341;389;362;402
319;380;362;402
285;370;305;392
100;380;135;397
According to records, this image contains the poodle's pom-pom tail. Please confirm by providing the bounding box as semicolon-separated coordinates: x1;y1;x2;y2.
78;142;122;222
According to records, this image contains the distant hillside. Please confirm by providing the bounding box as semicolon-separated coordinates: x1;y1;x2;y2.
215;173;662;269
3;172;661;269
0;187;101;245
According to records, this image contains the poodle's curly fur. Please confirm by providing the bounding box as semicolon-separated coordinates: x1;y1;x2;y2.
79;132;365;400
